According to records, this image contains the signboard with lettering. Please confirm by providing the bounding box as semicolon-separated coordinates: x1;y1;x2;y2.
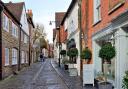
83;64;94;86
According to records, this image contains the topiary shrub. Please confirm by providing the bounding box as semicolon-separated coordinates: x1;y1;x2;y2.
69;48;78;63
122;71;128;89
81;47;92;64
81;47;92;59
60;50;66;56
99;43;116;62
99;43;116;83
67;49;71;57
70;48;78;57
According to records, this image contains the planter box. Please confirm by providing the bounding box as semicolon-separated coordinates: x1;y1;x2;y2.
69;68;78;76
64;65;68;70
68;64;77;68
98;82;113;89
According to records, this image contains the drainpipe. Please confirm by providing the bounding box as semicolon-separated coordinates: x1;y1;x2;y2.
85;0;88;46
28;25;31;66
0;3;3;80
18;25;22;71
78;0;82;78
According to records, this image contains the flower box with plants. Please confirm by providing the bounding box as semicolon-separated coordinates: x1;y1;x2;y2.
97;43;116;89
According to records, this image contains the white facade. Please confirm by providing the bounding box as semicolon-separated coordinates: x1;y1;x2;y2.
53;35;58;62
65;1;81;75
20;5;29;35
92;11;128;89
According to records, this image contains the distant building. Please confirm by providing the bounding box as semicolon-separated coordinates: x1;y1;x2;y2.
27;9;35;64
53;12;65;62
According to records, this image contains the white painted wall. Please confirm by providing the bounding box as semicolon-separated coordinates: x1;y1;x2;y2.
92;40;102;77
65;2;81;75
114;28;128;89
67;2;78;38
61;43;66;50
20;5;29;35
53;35;59;62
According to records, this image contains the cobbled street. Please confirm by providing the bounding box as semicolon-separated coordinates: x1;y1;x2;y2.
0;59;69;89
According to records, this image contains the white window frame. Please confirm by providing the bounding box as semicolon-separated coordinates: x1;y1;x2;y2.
21;31;24;41
21;51;25;63
5;48;9;66
12;22;18;38
12;48;18;65
24;35;28;43
25;52;28;63
3;13;9;32
93;0;101;24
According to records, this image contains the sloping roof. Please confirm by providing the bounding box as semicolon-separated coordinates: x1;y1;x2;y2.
61;0;77;25
55;12;65;27
5;2;24;21
0;1;21;25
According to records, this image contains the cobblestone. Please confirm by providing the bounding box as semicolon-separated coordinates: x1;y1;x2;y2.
0;59;98;89
51;60;98;89
0;59;69;89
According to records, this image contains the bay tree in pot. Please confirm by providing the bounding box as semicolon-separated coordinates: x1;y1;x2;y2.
60;50;66;57
70;48;78;63
98;43;116;89
62;58;69;70
67;48;78;76
81;47;92;64
99;43;116;63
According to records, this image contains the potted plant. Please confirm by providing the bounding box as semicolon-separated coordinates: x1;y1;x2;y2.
67;48;78;76
98;43;116;89
70;48;78;63
99;43;116;64
62;58;69;70
122;71;128;89
81;47;92;64
60;50;66;57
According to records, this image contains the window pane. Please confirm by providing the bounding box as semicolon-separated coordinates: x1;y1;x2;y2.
12;48;17;65
5;48;9;66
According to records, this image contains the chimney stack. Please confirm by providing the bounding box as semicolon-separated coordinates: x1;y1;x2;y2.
27;9;33;18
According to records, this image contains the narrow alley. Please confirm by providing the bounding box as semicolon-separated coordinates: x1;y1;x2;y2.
0;59;69;89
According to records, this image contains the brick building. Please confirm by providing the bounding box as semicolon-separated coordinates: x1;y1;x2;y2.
53;12;65;62
5;2;30;68
81;0;128;88
0;1;21;79
27;10;35;64
0;1;32;79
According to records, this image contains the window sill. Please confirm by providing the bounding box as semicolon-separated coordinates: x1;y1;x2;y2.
92;19;101;27
108;1;125;15
3;28;9;32
4;64;10;67
12;64;17;66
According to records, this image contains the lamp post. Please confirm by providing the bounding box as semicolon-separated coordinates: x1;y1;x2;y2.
49;21;61;67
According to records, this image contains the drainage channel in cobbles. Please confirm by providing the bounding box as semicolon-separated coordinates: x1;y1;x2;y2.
32;59;69;89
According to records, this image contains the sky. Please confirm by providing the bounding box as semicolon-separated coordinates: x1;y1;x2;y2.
2;0;72;43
